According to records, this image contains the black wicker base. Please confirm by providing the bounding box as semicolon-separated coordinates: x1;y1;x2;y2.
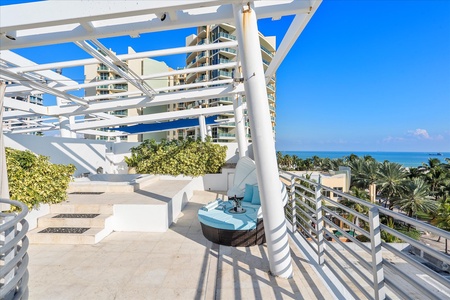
200;219;266;247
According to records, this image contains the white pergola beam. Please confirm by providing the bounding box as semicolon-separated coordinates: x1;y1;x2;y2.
55;83;245;117
265;1;322;83
0;1;310;50
71;104;235;131
7;41;238;74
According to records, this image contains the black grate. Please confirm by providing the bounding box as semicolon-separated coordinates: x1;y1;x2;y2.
39;227;90;234
53;214;99;219
69;192;104;195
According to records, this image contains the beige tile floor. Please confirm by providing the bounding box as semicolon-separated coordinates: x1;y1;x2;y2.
27;191;334;300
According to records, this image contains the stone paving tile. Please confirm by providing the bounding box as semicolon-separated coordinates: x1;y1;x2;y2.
27;190;334;300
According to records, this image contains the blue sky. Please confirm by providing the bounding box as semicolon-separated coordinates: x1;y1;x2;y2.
3;0;450;152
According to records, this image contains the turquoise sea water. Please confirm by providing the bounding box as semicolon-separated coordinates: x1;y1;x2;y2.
280;151;450;168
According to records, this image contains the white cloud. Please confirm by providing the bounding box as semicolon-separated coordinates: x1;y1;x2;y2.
408;128;430;139
383;136;405;143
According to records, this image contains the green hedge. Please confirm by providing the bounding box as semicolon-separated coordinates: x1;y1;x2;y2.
6;148;76;210
125;138;227;176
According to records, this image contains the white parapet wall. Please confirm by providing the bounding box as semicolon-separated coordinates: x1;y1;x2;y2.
4;135;246;178
112;176;203;232
25;204;50;230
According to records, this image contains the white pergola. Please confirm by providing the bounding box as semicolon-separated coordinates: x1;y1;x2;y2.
0;0;321;278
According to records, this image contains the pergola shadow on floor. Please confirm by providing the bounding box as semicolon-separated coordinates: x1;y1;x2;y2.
27;191;332;300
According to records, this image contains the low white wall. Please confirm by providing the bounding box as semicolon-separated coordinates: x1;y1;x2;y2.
112;177;203;232
5;134;109;177
113;204;168;232
25;204;50;230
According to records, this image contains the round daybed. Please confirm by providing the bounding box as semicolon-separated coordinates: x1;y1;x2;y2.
198;200;265;247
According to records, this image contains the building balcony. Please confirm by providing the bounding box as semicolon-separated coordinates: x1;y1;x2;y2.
218;48;237;58
260;45;274;57
211;70;232;79
215;32;237;42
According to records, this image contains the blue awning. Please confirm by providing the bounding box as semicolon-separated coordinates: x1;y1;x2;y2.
111;115;219;134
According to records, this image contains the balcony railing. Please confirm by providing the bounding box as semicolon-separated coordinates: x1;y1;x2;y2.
261;45;274;57
280;172;450;300
0;198;29;300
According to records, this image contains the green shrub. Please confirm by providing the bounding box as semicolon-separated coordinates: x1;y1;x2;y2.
125;138;227;177
6;148;76;210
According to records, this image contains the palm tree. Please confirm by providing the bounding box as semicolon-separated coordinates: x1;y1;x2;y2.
395;178;436;221
435;195;450;252
376;161;408;209
340;187;370;228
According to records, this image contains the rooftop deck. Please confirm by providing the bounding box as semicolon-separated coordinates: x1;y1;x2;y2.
27;191;333;300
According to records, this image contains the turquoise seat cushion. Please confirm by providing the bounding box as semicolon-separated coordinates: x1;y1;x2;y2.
251;185;261;205
198;201;260;230
243;184;254;202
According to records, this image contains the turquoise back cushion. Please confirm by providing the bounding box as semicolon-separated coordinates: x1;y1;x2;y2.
243;184;253;202
251;185;261;205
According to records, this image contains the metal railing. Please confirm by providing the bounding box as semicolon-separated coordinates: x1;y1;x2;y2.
0;199;29;300
280;171;450;300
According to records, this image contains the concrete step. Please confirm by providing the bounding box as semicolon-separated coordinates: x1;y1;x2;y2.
37;213;113;228
28;226;113;244
50;203;113;214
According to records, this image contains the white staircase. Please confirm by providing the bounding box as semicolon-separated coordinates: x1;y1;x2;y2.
27;202;114;244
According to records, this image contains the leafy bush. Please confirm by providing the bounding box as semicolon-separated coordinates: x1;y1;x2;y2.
6;148;76;210
125;138;227;176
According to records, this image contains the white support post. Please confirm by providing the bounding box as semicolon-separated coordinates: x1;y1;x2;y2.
199;115;206;142
315;178;324;265
233;94;248;157
0;82;10;210
57;97;73;138
369;206;386;300
290;175;297;233
233;3;293;278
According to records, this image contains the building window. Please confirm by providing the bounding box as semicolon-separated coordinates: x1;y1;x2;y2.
333;187;343;198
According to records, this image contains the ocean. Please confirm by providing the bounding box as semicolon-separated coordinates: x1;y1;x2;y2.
279;151;450;168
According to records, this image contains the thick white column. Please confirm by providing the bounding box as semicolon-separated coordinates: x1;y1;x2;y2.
0;82;10;204
57;97;73;138
199;115;206;142
233;94;248;157
233;3;293;278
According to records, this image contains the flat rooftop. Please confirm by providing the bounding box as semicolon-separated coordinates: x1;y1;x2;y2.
27;190;333;299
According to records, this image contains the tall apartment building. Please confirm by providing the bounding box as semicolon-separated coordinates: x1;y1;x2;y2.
84;47;176;142
176;24;277;143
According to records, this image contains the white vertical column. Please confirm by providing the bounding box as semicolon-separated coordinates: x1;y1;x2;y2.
199;115;206;142
233;3;293;278
233;94;248;157
0;82;10;205
57;97;73;138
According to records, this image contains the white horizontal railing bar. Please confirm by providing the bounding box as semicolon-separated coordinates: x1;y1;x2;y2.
324;226;372;262
383;277;411;300
322;218;372;253
285;171;317;186
294;192;316;209
295;195;316;211
294;182;315;196
296;223;318;245
382;242;450;289
323;260;362;300
322;206;371;240
382;258;442;300
323;237;374;292
281;171;449;300
322;197;371;224
381;224;450;266
324;250;374;300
